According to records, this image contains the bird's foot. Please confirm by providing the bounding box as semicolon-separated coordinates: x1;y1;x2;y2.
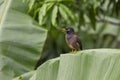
71;49;77;54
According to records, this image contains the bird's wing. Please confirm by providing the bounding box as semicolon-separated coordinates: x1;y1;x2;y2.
73;34;83;50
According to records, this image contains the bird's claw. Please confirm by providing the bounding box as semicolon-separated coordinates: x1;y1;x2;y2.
71;49;77;54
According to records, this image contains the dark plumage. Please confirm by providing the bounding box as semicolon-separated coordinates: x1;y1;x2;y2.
62;27;82;53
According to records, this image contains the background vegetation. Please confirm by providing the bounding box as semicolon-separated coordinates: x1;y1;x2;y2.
26;0;120;68
0;0;120;80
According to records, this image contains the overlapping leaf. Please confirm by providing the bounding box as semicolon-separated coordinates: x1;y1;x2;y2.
35;49;120;80
0;0;47;80
51;5;58;26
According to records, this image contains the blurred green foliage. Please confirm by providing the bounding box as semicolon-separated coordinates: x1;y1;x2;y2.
0;0;120;79
24;0;120;67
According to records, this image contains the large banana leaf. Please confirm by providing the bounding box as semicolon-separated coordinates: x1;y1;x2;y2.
14;49;120;80
0;0;47;80
34;49;120;80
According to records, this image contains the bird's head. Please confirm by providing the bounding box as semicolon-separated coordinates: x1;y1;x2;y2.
62;27;75;34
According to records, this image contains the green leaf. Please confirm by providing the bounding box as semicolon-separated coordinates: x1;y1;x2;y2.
45;0;74;3
60;4;75;20
46;3;54;11
59;4;69;22
0;0;47;79
36;58;59;80
39;4;47;25
59;3;75;24
51;5;58;26
88;7;96;30
28;0;35;11
45;0;57;3
34;49;120;80
18;76;23;80
58;0;74;2
13;71;35;80
39;3;54;25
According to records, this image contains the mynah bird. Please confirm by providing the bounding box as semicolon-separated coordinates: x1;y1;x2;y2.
62;27;82;53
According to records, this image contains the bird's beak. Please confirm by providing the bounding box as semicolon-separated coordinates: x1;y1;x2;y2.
62;28;66;32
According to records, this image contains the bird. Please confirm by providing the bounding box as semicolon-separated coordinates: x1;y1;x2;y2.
62;27;82;53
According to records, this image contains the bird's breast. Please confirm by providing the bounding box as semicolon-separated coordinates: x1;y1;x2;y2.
66;34;74;47
66;34;73;40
